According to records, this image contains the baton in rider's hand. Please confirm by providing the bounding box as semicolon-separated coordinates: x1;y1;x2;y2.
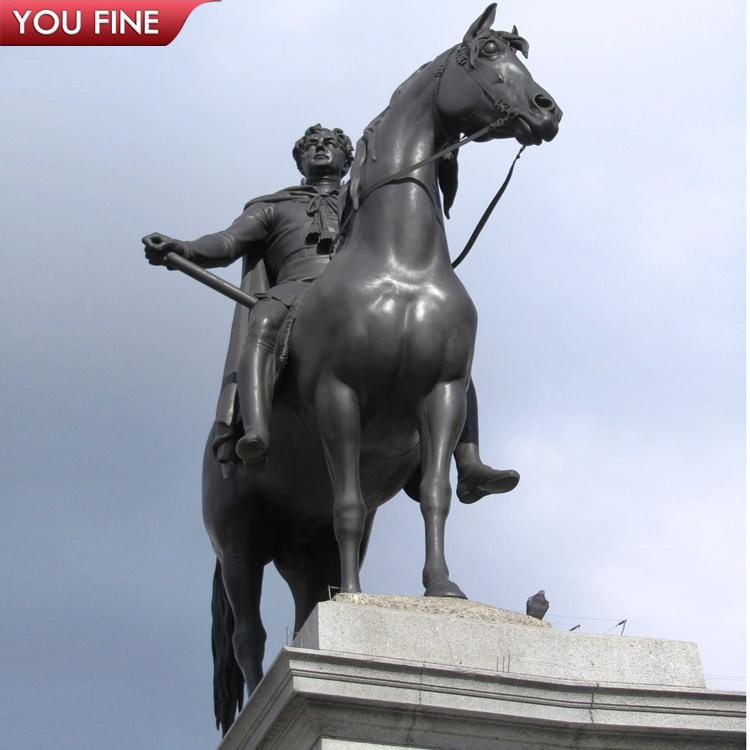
141;232;259;310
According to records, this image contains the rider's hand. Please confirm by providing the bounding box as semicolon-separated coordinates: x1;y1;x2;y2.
142;232;185;266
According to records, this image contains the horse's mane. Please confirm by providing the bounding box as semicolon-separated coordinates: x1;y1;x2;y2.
346;26;529;221
347;56;462;220
348;60;434;213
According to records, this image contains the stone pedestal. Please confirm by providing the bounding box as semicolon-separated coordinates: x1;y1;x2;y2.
217;595;745;750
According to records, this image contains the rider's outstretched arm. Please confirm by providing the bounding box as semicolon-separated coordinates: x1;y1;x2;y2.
144;204;271;270
180;206;270;269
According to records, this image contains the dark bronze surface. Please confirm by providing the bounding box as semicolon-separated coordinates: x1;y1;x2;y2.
144;4;560;732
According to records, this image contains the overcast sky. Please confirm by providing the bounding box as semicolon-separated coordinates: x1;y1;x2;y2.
1;1;745;748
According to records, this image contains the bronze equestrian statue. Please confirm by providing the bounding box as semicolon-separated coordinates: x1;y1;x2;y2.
144;3;560;734
144;124;513;499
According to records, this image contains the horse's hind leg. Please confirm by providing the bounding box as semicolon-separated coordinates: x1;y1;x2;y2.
204;442;270;698
219;544;266;692
277;511;376;634
419;381;468;599
276;524;342;634
314;378;366;594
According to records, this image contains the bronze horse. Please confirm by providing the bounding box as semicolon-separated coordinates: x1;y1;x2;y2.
203;4;561;732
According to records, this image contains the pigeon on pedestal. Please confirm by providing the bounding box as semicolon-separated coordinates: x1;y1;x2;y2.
526;590;549;620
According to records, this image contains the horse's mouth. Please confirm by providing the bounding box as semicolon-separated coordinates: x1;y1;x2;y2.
512;117;545;146
473;115;551;146
514;111;561;146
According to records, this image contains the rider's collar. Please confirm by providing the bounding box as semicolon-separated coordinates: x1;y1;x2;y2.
303;177;342;194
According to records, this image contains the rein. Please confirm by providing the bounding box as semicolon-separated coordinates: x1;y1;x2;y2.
451;143;524;268
336;117;506;242
338;128;525;268
354;119;502;209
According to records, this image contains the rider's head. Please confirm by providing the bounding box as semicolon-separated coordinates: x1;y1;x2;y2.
293;124;354;181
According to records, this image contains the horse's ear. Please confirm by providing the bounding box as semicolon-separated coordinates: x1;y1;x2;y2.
463;3;497;44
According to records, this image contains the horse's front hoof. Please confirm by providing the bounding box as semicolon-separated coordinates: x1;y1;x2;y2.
424;580;467;599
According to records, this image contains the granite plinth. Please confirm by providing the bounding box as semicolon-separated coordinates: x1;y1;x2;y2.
217;596;745;750
296;594;705;688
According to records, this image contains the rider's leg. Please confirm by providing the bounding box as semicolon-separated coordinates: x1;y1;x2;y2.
235;299;288;467
453;379;520;503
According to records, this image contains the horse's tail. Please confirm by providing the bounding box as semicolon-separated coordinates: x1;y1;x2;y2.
211;558;244;735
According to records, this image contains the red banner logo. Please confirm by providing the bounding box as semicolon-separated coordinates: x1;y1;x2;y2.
0;0;219;45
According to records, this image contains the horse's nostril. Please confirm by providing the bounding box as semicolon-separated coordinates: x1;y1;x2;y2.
534;93;554;110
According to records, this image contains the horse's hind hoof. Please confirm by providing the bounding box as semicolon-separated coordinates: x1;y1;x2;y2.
424;581;468;599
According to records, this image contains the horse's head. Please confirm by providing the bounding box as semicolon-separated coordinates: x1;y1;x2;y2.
435;4;561;146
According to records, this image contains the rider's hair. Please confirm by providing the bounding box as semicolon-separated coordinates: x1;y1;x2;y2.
293;124;354;176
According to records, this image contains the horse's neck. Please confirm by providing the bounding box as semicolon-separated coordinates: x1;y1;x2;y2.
352;78;450;266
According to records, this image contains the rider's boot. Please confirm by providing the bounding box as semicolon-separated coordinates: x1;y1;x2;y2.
454;442;520;503
235;302;284;469
236;427;271;468
235;347;273;468
453;379;520;503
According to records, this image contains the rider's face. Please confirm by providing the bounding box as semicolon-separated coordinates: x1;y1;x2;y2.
299;131;347;179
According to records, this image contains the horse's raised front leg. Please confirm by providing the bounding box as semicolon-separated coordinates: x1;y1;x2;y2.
419;380;468;599
314;377;366;594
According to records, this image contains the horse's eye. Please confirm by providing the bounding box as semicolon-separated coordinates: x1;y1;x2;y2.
483;40;499;55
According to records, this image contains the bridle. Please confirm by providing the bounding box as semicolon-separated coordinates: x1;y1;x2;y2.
336;42;527;268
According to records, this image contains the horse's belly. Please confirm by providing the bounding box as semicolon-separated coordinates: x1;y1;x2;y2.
248;391;420;521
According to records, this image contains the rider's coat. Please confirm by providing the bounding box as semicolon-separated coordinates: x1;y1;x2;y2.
182;183;340;306
179;183;342;466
